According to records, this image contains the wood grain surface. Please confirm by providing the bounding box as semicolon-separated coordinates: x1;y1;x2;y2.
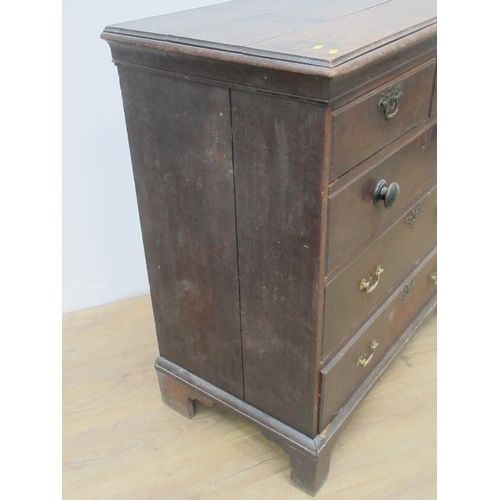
327;122;437;275
323;185;437;358
231;91;327;437
330;59;436;181
62;295;436;499
320;249;437;430
104;0;436;69
117;68;244;399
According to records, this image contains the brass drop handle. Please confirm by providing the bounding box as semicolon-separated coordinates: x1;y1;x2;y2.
429;272;437;285
360;265;384;294
379;84;403;119
357;340;379;367
373;180;400;209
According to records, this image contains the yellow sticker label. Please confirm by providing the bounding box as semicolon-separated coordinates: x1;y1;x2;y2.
329;49;339;54
312;45;324;50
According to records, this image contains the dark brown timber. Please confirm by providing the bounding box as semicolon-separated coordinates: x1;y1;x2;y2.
231;91;327;438
103;0;437;494
327;122;437;274
320;248;437;429
323;185;436;359
330;60;436;181
118;68;244;398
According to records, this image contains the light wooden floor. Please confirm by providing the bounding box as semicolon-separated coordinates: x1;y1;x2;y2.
62;295;436;499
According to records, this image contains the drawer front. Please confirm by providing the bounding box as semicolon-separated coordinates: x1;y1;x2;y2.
330;59;436;182
323;185;436;358
319;248;437;431
327;124;436;274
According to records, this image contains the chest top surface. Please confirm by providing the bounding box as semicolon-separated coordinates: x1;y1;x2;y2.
103;0;436;69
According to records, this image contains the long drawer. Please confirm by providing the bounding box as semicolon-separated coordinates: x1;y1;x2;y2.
327;123;437;274
330;59;436;181
323;184;436;358
319;247;437;431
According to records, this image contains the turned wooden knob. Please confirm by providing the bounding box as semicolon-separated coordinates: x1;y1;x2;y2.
373;180;400;208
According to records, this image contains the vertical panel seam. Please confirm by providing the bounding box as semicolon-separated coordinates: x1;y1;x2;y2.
315;104;334;434
229;88;245;401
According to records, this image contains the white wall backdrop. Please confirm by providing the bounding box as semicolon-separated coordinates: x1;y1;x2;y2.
63;0;225;313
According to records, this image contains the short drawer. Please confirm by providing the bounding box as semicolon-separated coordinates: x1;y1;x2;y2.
323;185;436;358
319;248;437;431
330;59;436;182
327;124;436;274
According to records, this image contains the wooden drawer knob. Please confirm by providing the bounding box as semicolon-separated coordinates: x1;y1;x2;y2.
373;180;400;209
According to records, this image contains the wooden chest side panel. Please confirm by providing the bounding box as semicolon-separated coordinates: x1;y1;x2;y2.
232;92;326;437
117;67;244;399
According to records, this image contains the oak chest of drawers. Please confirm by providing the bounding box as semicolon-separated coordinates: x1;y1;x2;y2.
102;0;437;494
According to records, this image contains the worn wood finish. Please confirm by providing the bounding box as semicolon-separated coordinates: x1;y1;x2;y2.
320;248;437;430
331;59;435;181
105;38;333;103
328;25;436;108
102;1;437;494
104;0;436;69
431;64;438;117
231;91;327;438
152;296;436;496
156;369;213;419
262;429;335;496
155;357;316;455
327;118;434;194
62;295;436;499
103;28;436;106
118;68;244;398
252;0;436;68
315;293;436;452
323;185;437;359
109;0;386;58
327;122;437;274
